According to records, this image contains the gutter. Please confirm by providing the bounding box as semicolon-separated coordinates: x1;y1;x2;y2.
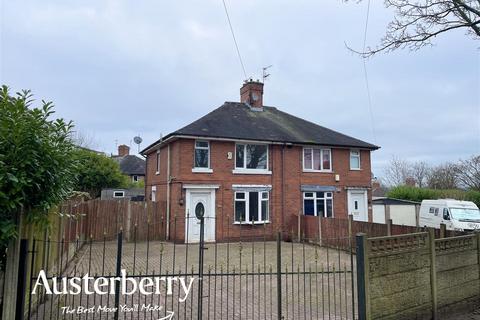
141;134;380;155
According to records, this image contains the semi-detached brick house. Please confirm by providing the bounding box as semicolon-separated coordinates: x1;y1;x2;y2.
141;80;379;243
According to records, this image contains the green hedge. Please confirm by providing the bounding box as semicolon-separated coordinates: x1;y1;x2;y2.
387;186;480;207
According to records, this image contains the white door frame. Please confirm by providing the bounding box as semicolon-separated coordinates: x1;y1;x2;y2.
347;188;368;222
184;185;218;243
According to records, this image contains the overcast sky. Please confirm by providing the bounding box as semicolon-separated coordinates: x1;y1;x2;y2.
1;0;479;177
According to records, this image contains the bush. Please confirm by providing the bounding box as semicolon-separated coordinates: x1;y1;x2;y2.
0;86;78;269
387;186;480;207
465;190;480;207
73;149;130;198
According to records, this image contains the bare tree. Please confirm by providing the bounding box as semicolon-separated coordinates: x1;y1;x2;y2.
455;155;480;190
427;163;458;189
411;161;431;188
72;131;99;150
349;0;480;57
383;156;411;186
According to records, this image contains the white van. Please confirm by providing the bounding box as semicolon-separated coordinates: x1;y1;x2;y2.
419;199;480;231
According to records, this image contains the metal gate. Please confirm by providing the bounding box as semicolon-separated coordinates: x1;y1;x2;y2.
18;215;357;319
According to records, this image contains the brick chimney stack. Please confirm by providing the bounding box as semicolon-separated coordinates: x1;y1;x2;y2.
118;144;130;157
240;80;264;109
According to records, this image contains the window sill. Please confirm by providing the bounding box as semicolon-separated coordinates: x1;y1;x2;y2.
350;168;361;171
302;169;333;173
155;171;160;175
233;221;270;225
192;168;213;173
232;169;272;175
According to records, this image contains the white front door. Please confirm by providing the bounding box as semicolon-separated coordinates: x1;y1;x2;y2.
186;189;215;243
349;190;368;222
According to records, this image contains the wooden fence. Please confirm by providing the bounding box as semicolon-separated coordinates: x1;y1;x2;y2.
21;199;166;283
9;199;167;319
295;214;462;251
77;199;167;241
26;199;167;244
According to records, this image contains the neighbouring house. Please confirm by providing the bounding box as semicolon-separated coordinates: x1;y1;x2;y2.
100;144;146;200
100;188;145;201
372;197;420;227
141;80;379;242
371;179;388;197
112;144;146;183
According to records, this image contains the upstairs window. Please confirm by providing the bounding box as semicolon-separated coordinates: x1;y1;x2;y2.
303;148;331;171
350;150;361;170
235;144;268;170
235;191;269;223
155;150;160;174
194;140;210;168
303;192;333;217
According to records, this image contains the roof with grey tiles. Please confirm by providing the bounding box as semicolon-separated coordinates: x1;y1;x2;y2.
142;102;379;152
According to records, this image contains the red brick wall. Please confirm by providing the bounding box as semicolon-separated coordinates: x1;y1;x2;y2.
145;138;373;242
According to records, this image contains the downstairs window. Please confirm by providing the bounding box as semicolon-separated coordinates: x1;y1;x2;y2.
234;191;269;223
303;192;333;217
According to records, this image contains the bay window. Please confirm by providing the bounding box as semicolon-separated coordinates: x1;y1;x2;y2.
303;148;331;171
303;192;333;217
235;191;269;223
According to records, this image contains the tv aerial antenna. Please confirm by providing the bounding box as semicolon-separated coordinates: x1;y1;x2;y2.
133;136;143;153
262;65;272;82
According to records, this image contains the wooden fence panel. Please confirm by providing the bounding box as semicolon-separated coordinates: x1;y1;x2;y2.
299;215;423;251
59;199;168;242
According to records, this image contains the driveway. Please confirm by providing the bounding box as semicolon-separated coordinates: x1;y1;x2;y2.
31;240;356;319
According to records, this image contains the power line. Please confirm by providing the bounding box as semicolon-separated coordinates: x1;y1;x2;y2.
221;0;248;80
361;0;378;145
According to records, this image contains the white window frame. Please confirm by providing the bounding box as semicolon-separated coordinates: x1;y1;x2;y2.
155;150;160;175
350;149;361;170
234;190;270;224
233;143;271;174
302;147;332;172
132;175;138;182
192;140;213;173
151;186;157;202
302;191;334;217
113;190;125;198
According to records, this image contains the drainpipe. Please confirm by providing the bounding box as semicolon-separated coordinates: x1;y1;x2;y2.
281;144;286;237
141;152;147;200
166;144;171;239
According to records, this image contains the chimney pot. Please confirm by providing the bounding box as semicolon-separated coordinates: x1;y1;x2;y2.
118;144;130;156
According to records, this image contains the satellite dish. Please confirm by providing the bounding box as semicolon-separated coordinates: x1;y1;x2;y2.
133;136;143;153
